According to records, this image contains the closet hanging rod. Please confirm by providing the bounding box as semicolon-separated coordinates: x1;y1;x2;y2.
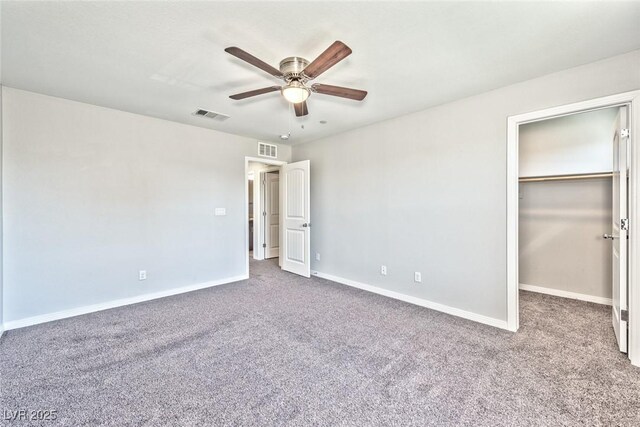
519;172;613;182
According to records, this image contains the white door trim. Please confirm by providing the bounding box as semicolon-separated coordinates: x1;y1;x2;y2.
507;90;640;367
245;157;287;275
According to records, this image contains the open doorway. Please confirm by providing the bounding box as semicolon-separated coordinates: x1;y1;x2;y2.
245;156;312;278
518;107;621;343
247;159;284;265
518;108;619;305
507;90;640;367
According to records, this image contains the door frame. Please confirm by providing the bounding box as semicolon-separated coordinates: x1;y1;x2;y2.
252;166;280;261
245;157;287;275
507;90;640;367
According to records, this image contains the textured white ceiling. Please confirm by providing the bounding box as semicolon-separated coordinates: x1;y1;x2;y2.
2;1;640;144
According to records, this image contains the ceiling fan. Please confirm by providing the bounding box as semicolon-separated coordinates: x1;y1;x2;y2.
225;41;367;117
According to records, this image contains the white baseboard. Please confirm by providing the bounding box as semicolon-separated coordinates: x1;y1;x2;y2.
311;270;509;330
519;283;612;306
3;274;249;331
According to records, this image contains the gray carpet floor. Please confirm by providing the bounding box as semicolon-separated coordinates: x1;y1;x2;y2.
1;259;639;426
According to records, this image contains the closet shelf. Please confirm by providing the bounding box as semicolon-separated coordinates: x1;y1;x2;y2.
519;172;613;182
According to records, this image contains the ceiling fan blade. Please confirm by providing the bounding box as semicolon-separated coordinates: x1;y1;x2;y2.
303;41;352;79
294;101;309;117
229;86;281;100
225;47;282;78
311;84;367;101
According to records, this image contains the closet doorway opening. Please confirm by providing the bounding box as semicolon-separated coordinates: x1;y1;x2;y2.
507;90;640;367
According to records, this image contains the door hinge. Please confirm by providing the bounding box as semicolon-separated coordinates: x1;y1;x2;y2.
621;128;630;139
621;218;629;231
621;309;629;322
263;211;266;216
262;243;266;248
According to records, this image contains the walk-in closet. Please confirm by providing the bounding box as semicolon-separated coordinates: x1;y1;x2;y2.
518;108;621;306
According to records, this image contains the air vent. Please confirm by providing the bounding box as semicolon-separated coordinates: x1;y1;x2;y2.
192;109;230;121
258;142;278;159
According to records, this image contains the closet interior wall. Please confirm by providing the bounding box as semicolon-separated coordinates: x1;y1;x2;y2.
519;108;619;302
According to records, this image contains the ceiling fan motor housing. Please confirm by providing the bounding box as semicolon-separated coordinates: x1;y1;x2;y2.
279;57;310;82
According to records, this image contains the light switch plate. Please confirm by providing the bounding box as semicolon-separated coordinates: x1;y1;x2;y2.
215;208;226;216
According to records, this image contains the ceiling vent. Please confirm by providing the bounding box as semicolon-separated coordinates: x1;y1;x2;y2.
192;109;230;121
258;142;278;159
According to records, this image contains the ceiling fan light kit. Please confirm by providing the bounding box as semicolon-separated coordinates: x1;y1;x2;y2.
225;41;367;118
282;81;310;104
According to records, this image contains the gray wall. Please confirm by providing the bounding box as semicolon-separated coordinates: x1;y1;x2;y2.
519;179;612;299
2;87;290;323
292;49;640;323
0;85;3;331
1;0;4;331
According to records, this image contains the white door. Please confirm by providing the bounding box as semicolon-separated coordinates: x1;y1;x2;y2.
281;160;311;277
608;106;629;353
264;171;280;259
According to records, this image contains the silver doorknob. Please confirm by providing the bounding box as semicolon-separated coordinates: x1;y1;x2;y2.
302;223;311;228
603;234;617;239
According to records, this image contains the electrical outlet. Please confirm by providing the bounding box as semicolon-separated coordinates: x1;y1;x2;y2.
316;252;321;261
139;270;147;281
381;265;387;276
414;272;422;283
